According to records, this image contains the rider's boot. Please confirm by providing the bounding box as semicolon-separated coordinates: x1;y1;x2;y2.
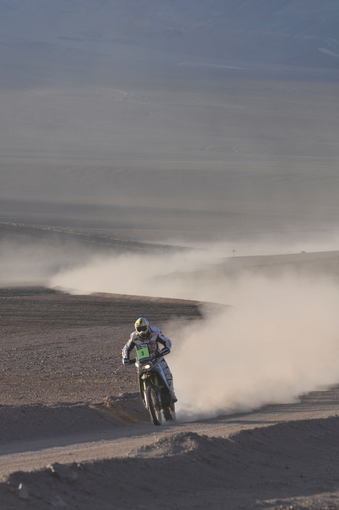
168;380;178;403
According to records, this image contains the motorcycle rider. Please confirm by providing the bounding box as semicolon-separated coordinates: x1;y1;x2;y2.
122;317;177;403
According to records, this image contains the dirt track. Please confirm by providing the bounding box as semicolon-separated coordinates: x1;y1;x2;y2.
1;389;339;509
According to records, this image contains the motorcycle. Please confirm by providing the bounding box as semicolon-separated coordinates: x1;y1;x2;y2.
130;344;176;426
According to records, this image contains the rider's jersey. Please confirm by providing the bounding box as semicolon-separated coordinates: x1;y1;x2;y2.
122;327;172;360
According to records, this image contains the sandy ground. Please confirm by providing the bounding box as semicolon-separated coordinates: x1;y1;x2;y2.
1;283;339;509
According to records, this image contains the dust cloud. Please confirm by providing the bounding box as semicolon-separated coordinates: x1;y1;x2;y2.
0;240;93;287
48;244;339;420
49;248;223;300
170;274;339;420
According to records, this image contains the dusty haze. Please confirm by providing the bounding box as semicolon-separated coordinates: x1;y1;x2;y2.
1;226;339;422
0;1;339;241
45;242;339;420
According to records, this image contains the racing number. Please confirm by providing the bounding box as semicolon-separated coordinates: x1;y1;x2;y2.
137;346;149;360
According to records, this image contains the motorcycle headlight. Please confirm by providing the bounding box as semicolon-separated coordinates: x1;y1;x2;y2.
142;364;151;370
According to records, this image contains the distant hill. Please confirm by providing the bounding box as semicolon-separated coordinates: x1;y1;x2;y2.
1;1;338;237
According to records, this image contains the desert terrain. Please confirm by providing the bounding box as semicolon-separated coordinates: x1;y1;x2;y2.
1;2;339;508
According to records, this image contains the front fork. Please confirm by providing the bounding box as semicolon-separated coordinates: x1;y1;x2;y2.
143;376;158;409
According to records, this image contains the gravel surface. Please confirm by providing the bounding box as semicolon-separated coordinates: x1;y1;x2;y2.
0;287;203;406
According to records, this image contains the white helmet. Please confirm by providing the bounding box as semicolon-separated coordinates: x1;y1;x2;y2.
135;317;150;339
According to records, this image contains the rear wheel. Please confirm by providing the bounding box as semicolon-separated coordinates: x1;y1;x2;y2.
146;385;162;426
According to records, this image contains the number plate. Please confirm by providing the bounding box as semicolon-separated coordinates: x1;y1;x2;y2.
136;346;150;360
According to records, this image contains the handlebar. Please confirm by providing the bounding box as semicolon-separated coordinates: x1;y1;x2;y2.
126;352;166;365
129;357;157;365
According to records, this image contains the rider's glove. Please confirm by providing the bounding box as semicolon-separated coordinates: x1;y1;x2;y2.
122;358;130;366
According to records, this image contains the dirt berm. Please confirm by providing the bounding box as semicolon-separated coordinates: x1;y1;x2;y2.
1;416;339;509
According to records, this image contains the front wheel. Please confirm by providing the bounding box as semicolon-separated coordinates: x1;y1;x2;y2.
146;385;162;426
